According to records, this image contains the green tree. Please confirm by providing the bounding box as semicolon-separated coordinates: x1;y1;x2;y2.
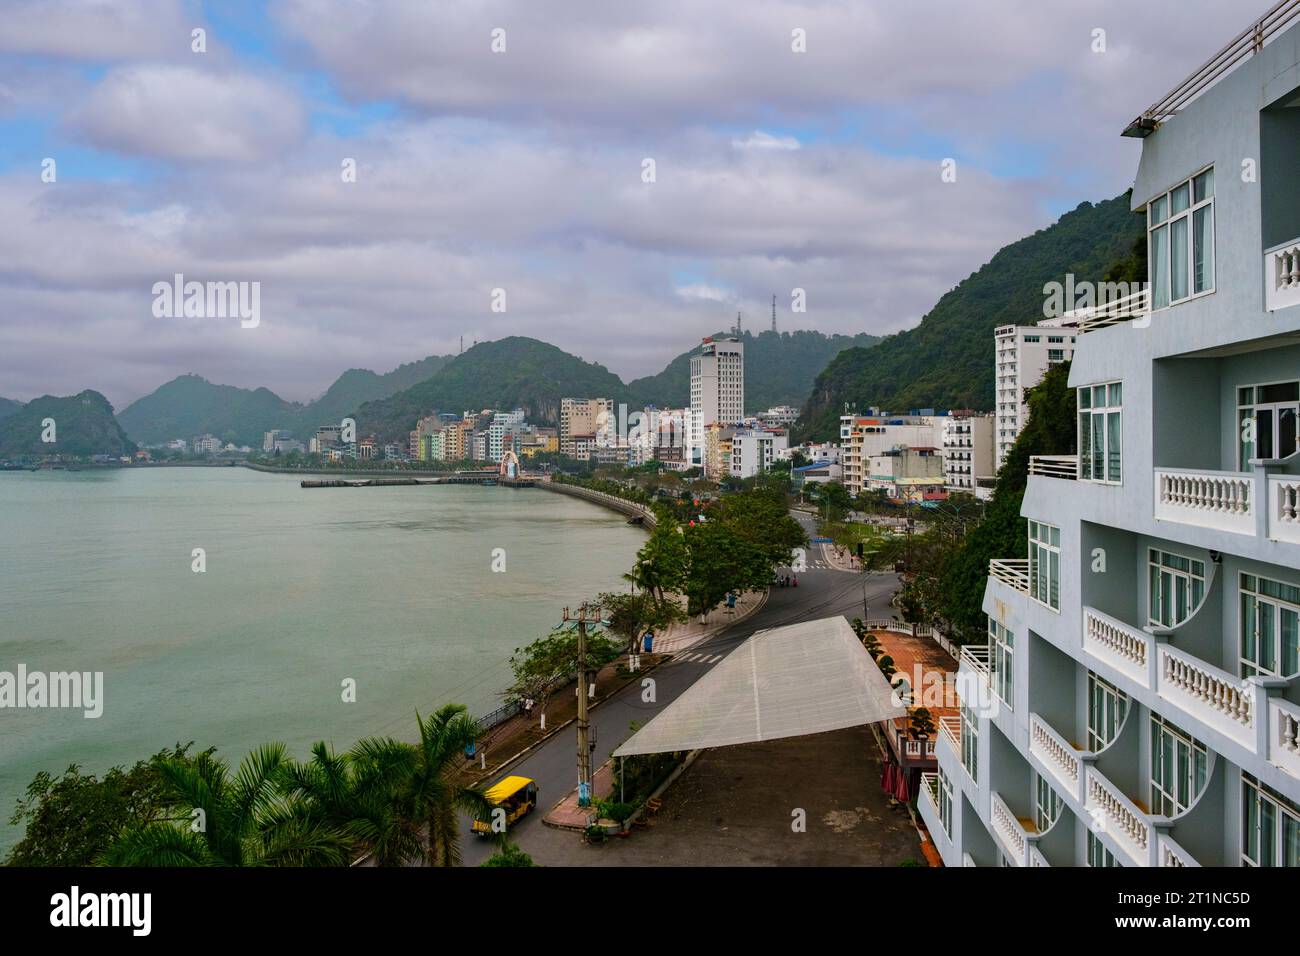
6;744;202;867
597;590;685;656
681;521;769;616
481;841;536;867
349;704;494;868
278;741;421;867
104;743;352;866
505;628;621;719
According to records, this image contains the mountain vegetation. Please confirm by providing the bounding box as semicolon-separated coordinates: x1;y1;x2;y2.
354;337;634;441
117;354;454;447
0;390;135;458
628;328;880;412
798;192;1145;440
0;398;23;421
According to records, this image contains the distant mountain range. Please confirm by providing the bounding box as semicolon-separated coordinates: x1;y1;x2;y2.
0;391;135;458
116;355;454;447
797;192;1146;441
102;327;881;447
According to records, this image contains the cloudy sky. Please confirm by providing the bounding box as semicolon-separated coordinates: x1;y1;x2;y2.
0;0;1253;408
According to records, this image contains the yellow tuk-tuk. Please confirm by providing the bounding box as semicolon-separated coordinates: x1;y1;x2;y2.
471;775;539;836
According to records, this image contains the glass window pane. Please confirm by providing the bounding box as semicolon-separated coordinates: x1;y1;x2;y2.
1193;205;1213;293
1151;194;1168;223
1171;216;1189;301
1152;225;1169;308
1194;168;1213;201
1079;413;1092;479
1171;183;1190;214
1109;382;1122;405
1107;411;1121;482
1079;388;1091;410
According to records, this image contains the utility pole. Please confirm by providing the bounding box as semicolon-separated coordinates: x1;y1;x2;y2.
563;603;602;807
771;294;777;334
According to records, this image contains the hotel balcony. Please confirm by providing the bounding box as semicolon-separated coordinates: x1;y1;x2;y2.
1028;455;1078;480
1029;712;1090;804
988;558;1030;595
1265;237;1300;313
990;790;1040;866
1154;468;1254;536
1084;765;1153;866
1080;606;1300;773
1158;832;1202;868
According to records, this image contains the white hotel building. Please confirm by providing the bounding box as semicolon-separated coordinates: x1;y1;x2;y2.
918;5;1300;867
689;337;744;468
994;319;1077;470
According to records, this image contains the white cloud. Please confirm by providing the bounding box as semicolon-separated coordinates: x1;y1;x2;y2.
68;65;305;162
732;131;800;151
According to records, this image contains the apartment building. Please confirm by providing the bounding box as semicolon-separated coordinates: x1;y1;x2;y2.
730;428;789;480
918;9;1300;868
689;337;744;468
841;414;945;496
864;446;945;501
560;397;612;458
994;320;1077;469
943;411;995;495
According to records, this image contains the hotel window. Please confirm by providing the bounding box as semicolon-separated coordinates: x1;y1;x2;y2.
937;767;954;837
988;617;1014;707
1242;772;1300;866
1237;381;1299;470
960;702;979;783
1149;714;1207;817
1148;167;1214;309
1023;335;1040;343
1028;520;1060;610
1088;832;1121;867
1087;672;1128;751
1240;573;1300;678
1147;549;1205;628
1035;773;1061;832
1078;382;1122;483
1047;348;1065;363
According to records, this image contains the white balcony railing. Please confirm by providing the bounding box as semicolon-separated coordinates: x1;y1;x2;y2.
988;558;1031;594
990;791;1030;866
939;714;961;756
1068;288;1150;333
959;644;991;685
1157;643;1255;746
1267;238;1300;312
1269;697;1300;779
1158;832;1201;868
1028;845;1051;867
1085;767;1151;866
919;770;941;824
1154;469;1254;535
1028;455;1079;479
1029;713;1085;802
1270;476;1300;544
1083;607;1152;688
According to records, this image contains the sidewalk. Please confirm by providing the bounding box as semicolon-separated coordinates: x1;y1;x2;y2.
542;762;617;830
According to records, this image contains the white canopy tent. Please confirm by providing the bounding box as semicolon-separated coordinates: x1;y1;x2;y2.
613;616;905;757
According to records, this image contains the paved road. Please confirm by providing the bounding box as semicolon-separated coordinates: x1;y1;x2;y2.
459;509;901;865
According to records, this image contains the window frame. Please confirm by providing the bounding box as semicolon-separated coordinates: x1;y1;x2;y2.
1078;381;1123;484
988;617;1014;708
1239;572;1300;679
1146;166;1216;311
1087;671;1129;752
1242;772;1300;866
1147;548;1206;629
1149;713;1208;818
1028;519;1061;611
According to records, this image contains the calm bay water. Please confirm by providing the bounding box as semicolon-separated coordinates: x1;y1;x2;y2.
0;467;643;852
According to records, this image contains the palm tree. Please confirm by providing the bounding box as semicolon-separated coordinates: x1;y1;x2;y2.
351;704;495;867
104;743;352;866
279;741;422;867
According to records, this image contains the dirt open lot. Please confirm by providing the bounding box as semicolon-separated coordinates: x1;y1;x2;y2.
523;725;924;866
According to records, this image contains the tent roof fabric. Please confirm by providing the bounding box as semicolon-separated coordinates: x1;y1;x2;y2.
612;616;906;757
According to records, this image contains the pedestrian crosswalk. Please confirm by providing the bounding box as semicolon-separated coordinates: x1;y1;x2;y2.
672;651;725;664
